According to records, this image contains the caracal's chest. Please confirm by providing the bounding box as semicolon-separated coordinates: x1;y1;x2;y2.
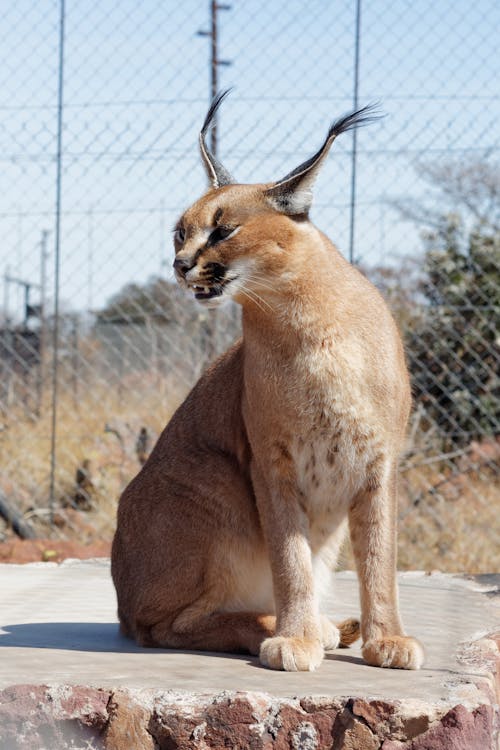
285;343;382;515
246;332;384;515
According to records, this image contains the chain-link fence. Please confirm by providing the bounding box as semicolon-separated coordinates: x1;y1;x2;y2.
0;0;498;571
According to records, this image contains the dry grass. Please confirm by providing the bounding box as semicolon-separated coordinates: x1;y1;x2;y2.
397;467;500;573
1;380;499;573
0;374;189;541
340;467;500;574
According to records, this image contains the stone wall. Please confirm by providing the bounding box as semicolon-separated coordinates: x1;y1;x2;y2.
0;685;497;750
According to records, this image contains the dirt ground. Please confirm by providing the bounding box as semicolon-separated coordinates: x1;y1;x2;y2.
0;538;111;564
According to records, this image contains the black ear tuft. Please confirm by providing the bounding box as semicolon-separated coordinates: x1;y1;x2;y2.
199;90;235;188
326;103;382;140
200;89;233;140
265;103;382;215
279;103;382;185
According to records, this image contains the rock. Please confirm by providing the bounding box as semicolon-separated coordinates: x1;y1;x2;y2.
0;687;497;750
105;690;154;750
0;684;109;749
1;567;499;748
382;704;495;750
408;704;494;750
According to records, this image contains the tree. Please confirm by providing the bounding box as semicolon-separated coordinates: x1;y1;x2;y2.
96;277;182;324
95;275;241;375
394;160;500;446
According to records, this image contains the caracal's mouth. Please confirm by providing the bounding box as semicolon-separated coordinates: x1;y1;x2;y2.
191;283;223;301
188;275;238;302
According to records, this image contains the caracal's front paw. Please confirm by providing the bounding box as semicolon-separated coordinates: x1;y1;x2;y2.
259;636;324;672
362;635;424;670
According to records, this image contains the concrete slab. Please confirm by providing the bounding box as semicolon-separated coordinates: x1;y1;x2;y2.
0;560;499;749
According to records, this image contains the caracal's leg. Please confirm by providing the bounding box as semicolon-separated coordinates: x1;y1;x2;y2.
250;463;325;672
348;462;424;669
149;610;276;655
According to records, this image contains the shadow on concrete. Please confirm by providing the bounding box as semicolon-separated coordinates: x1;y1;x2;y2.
241;651;363;672
0;622;169;653
0;623;363;671
325;652;364;666
0;623;263;668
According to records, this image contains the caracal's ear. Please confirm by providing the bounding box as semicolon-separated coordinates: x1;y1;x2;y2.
199;90;234;189
265;104;381;216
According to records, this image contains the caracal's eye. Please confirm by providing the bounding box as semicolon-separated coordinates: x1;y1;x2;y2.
207;225;239;246
174;226;185;245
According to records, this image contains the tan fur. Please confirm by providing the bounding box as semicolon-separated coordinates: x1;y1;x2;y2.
111;105;424;672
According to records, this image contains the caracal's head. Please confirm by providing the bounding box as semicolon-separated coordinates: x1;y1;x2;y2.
173;92;378;310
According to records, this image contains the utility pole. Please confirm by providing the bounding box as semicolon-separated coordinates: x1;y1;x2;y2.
197;1;232;157
159;199;166;273
1;266;11;415
87;207;94;312
3;272;42;415
3;266;10;327
197;2;232;364
4;274;41;327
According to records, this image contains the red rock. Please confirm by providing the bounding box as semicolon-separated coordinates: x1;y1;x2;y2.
204;695;261;749
0;688;497;749
331;706;379;750
0;684;109;749
105;691;154;750
409;704;494;750
150;699;203;749
351;698;396;737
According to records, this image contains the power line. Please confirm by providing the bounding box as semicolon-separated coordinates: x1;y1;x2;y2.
0;93;498;111
1;144;498;164
0;198;396;220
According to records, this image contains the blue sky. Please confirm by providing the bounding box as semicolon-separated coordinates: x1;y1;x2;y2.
1;0;499;319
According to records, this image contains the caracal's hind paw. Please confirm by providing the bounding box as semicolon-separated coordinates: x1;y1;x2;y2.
362;635;424;670
337;617;361;647
259;635;324;672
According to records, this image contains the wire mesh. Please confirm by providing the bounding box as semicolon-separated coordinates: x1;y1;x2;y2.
0;0;498;571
